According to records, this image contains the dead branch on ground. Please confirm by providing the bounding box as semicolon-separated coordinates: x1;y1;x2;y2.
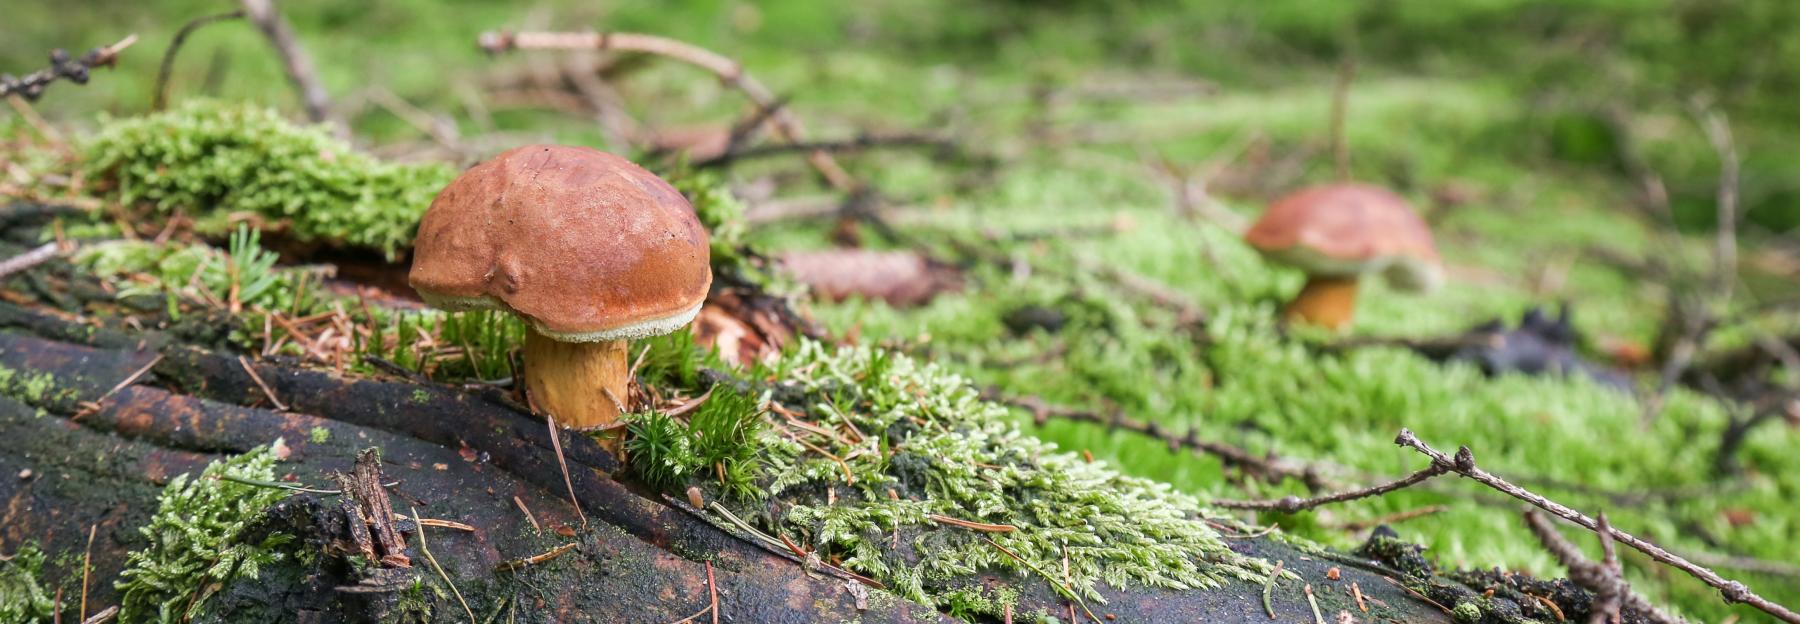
990;391;1334;490
0;243;64;280
1395;429;1799;623
693;132;956;169
1;36;138;100
1522;509;1685;624
153;10;245;111
241;0;346;137
477;30;860;193
1212;462;1447;513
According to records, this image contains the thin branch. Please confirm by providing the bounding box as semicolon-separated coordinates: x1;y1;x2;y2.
1691;98;1742;306
1329;54;1356;182
0;243;63;280
240;0;345;137
694;133;954;169
1;35;138;100
78;606;118;624
1522;509;1685;624
80;523;96;622
991;391;1332;490
153;10;244;111
1396;429;1799;623
238;356;289;411
477;30;859;192
1212;463;1447;512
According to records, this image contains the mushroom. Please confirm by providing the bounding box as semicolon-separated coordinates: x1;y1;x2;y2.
1243;183;1440;330
408;145;711;445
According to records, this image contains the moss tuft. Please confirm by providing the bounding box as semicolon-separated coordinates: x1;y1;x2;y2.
116;443;296;623
0;543;55;623
81;100;454;258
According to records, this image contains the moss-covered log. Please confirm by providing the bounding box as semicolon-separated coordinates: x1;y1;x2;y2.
0;300;1453;622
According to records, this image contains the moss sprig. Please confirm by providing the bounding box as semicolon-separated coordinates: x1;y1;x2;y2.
115;444;296;623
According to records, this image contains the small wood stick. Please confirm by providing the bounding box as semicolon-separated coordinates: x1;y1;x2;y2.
237;356;288;410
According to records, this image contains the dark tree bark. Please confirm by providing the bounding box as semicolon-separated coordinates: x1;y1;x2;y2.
0;298;1448;623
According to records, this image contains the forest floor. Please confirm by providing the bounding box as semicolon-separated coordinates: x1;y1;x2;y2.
4;1;1799;622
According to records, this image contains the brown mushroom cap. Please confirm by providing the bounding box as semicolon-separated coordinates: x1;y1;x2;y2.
408;145;712;341
1244;183;1442;291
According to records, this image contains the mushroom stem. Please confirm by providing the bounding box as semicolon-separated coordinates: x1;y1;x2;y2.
524;329;631;441
1285;275;1360;330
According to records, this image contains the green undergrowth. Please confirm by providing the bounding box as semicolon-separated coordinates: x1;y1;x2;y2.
81;100;454;258
0;543;55;622
116;443;295;624
791;197;1797;621
629;337;1287;617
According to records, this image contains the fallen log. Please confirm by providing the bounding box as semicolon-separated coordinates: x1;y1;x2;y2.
0;298;1449;622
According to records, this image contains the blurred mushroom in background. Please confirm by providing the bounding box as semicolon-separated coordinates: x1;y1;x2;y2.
1244;183;1441;330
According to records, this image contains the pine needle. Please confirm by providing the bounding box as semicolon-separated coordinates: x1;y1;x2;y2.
413;505;476;623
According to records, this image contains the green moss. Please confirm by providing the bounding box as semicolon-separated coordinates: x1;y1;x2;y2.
81;100;454;258
626;383;765;501
116;443;296;623
1451;600;1483;623
0;543;55;623
0;364;64;408
657;340;1281;609
308;427;330;444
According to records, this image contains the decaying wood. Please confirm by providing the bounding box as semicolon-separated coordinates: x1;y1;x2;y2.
0;297;1450;623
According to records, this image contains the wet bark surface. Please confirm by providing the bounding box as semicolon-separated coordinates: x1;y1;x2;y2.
0;297;1449;623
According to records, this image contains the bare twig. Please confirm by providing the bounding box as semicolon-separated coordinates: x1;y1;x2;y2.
238;356;289;411
694;133;954;169
1396;429;1798;623
1692;98;1742;306
395;515;476;532
493;542;576;573
153;10;245;110
1329;55;1356;182
1329;505;1450;532
477;30;859;192
991;391;1332;490
240;0;345;137
1212;462;1447;513
366;85;463;154
0;243;63;280
1522;509;1685;624
80;523;96;622
1;35;138;100
78;606;118;624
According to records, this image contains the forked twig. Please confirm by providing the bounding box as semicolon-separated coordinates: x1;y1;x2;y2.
1395;429;1798;623
476;30;859;192
1522;509;1685;624
1;36;138;100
